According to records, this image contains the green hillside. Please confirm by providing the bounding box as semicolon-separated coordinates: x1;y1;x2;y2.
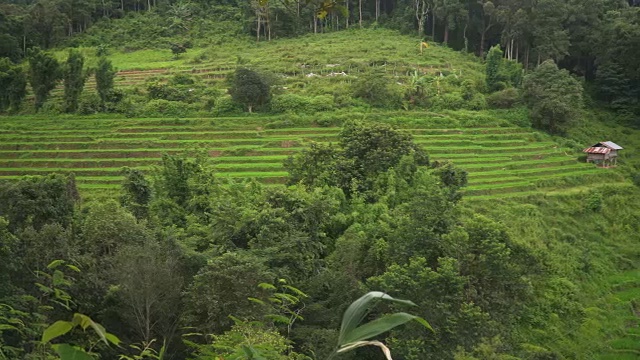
1;26;640;360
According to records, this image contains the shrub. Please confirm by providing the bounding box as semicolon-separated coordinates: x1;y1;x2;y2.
147;82;198;103
213;95;242;115
586;192;603;212
271;94;310;113
309;95;334;112
465;93;487;110
432;92;464;110
143;99;191;117
351;70;402;108
78;93;102;115
487;88;521;109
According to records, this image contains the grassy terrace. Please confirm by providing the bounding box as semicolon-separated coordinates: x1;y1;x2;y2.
0;113;624;199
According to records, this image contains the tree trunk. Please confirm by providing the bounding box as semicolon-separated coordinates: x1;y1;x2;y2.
444;21;449;44
256;11;261;42
432;11;436;38
376;0;380;21
463;23;468;52
359;0;363;28
266;5;271;41
346;0;349;28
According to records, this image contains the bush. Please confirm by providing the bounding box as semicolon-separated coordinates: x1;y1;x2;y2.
351;70;402;108
147;82;198;103
78;93;102;115
432;92;464;110
271;94;310;113
143;99;193;117
213;95;242;115
487;88;520;109
308;95;335;112
271;94;335;114
464;93;487;110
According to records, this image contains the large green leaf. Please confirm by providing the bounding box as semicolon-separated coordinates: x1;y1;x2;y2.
337;291;416;346
52;344;94;360
72;313;109;345
41;320;73;344
342;312;432;345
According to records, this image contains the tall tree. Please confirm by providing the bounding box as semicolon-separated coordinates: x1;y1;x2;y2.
63;49;86;113
113;238;183;346
522;60;583;134
435;0;466;44
95;56;116;107
530;0;570;63
228;67;271;113
485;45;504;92
27;47;61;111
0;58;27;113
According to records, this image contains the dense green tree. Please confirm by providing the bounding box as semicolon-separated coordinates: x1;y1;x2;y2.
95;56;116;107
120;167;152;219
183;252;274;334
485;45;504;92
112;238;183;346
0;58;27;113
228;67;271;113
522;60;583;134
530;0;570;63
63;49;86;113
27;48;61;111
0;174;77;232
286;121;429;197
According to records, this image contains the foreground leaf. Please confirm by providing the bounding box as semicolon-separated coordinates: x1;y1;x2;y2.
337;291;416;346
52;344;94;360
342;312;432;345
42;321;73;344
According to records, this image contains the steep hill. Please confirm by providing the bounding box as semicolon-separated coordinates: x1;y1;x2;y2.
1;28;640;359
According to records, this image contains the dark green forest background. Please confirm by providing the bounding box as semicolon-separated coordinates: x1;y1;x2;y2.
1;0;639;117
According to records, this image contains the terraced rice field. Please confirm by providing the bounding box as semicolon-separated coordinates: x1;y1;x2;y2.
0;116;622;199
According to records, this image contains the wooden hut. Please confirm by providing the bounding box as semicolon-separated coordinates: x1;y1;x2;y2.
583;141;623;167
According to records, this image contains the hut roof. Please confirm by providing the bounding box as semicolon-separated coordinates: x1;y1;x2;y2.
584;147;611;154
592;141;623;150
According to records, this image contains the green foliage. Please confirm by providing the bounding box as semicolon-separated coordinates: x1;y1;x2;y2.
95;56;116;107
229;68;271;113
190;319;307;360
271;94;334;114
120;167;152;219
351;70;402;109
183;252;274;334
486;45;504;92
0;58;27;113
286;121;429;198
63;50;86;113
586;191;603;212
331;291;432;359
170;43;187;59
487;88;520;109
0;174;77;232
485;46;522;93
522;60;583;135
27;48;61;111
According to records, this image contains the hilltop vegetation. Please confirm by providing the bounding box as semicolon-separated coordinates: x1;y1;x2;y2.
0;1;640;360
